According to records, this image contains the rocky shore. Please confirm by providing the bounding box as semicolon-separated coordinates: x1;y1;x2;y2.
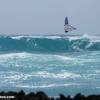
0;90;100;100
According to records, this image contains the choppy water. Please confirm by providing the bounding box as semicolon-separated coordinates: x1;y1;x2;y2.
0;34;100;96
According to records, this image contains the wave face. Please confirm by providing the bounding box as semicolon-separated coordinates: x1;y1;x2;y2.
0;35;100;53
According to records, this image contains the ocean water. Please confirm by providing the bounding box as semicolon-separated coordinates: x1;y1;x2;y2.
0;34;100;96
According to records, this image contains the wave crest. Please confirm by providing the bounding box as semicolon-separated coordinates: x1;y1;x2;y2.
0;35;100;53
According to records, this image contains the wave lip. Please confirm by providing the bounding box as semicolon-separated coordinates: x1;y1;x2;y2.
0;35;100;53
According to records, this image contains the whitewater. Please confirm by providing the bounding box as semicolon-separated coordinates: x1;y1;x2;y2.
0;34;100;96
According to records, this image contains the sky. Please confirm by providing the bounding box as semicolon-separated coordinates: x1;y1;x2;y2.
0;0;100;35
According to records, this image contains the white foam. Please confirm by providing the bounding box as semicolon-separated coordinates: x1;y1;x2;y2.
16;83;80;88
83;34;100;42
95;70;100;73
11;36;26;39
11;35;62;40
96;87;100;89
0;70;81;83
31;71;81;79
0;52;31;58
55;55;75;60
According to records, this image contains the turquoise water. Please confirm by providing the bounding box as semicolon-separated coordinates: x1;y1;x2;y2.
0;35;100;96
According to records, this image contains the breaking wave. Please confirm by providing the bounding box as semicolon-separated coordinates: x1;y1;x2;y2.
0;35;100;53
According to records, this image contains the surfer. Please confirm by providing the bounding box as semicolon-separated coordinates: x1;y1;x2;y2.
64;17;76;33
